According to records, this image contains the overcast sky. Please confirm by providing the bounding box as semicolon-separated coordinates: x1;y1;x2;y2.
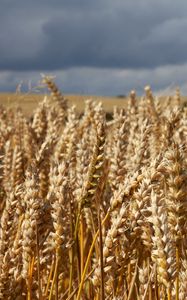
1;0;187;95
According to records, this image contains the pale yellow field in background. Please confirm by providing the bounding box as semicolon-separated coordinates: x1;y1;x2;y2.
0;93;187;116
0;93;127;115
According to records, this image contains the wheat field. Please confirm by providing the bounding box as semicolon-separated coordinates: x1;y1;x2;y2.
0;93;128;116
0;76;187;299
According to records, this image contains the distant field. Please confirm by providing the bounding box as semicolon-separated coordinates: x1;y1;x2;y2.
0;93;187;116
0;93;129;116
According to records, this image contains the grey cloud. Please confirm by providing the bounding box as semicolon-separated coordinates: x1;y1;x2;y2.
1;0;187;95
38;7;187;69
1;64;187;95
1;0;187;71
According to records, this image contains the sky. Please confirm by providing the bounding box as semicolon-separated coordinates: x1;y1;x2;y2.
1;0;187;95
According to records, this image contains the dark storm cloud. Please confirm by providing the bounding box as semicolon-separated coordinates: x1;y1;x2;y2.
1;0;187;71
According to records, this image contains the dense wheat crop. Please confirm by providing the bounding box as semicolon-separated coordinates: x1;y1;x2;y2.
0;77;187;300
